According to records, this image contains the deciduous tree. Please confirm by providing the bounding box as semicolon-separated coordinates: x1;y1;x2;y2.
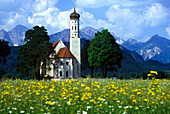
0;39;11;64
16;26;54;79
88;29;123;78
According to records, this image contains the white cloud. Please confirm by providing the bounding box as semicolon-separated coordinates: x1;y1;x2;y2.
76;0;150;8
106;5;142;39
166;27;170;36
143;3;168;27
80;11;115;30
105;3;168;39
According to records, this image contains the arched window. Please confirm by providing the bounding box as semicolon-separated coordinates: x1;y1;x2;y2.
75;26;76;30
66;71;68;77
60;71;62;76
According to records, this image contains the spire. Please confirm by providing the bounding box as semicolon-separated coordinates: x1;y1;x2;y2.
70;5;80;19
74;5;76;12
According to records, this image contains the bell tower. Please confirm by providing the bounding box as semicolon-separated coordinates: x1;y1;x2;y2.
70;6;81;77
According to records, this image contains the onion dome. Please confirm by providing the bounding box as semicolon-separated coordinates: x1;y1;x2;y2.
70;6;80;19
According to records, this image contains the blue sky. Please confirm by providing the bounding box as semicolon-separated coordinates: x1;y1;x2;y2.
0;0;170;41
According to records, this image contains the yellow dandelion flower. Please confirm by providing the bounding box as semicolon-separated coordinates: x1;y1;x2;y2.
147;74;152;76
44;75;48;77
150;71;158;75
135;107;139;110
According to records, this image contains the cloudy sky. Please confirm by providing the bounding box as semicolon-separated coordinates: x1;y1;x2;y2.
0;0;170;41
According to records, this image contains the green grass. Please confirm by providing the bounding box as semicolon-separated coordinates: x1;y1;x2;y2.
0;78;169;113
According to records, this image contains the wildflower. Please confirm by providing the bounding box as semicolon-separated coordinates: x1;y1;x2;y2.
132;100;137;103
97;97;103;101
83;111;87;114
135;107;139;110
36;92;40;95
117;100;120;103
85;87;90;91
12;107;17;110
150;71;158;75
118;106;122;108
9;111;12;114
124;106;129;109
44;75;48;77
67;101;71;105
49;88;55;92
147;74;152;76
81;84;85;88
20;111;25;113
144;99;148;102
122;111;127;114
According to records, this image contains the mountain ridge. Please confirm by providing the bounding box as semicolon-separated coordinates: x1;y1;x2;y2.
1;25;170;63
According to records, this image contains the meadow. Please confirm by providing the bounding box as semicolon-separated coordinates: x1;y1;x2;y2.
0;78;169;114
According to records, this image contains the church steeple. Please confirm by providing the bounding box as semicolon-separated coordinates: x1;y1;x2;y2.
70;6;80;19
70;6;81;77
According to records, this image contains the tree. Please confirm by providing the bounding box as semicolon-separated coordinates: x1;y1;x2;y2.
0;39;11;64
16;26;54;79
88;29;123;78
118;73;126;79
140;70;149;79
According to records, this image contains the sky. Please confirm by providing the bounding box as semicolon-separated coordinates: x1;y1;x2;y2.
0;0;170;41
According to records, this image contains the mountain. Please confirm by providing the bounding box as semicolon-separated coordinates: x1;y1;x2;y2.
139;35;170;63
0;25;28;46
122;35;170;63
8;25;28;46
50;26;104;43
1;25;169;63
122;38;144;51
0;29;13;45
50;26;124;45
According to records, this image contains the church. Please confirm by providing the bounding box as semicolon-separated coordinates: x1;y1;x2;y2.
40;7;81;78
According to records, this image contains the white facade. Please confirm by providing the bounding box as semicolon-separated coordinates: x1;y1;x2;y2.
41;7;81;78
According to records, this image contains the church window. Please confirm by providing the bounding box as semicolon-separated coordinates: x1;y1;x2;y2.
66;62;69;65
66;71;68;77
60;71;62;76
75;26;76;30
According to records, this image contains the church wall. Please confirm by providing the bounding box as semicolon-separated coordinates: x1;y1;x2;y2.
57;58;72;78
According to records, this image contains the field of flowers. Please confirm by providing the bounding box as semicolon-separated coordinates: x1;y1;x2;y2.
0;78;169;114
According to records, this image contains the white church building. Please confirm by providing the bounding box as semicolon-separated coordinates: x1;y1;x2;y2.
41;7;81;78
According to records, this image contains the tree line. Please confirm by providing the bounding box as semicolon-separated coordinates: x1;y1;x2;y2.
1;26;169;79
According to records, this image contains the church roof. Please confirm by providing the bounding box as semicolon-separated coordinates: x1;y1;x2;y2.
53;40;61;48
56;47;75;58
70;6;80;19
